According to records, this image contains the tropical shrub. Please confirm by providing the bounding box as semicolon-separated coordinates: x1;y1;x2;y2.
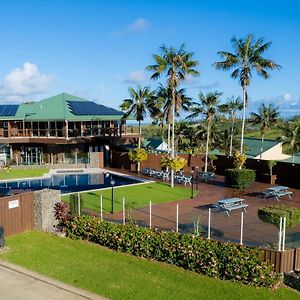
258;205;300;229
160;155;187;172
65;216;279;288
128;148;148;163
233;151;247;169
225;168;256;189
267;160;277;176
54;202;70;226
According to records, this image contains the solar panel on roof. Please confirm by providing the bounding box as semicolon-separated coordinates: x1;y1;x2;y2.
0;105;19;116
67;101;123;116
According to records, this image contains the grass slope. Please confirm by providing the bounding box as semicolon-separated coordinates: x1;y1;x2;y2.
1;232;299;300
245;129;282;140
0;168;49;180
61;182;195;213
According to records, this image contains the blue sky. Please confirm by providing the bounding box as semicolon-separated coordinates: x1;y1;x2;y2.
0;0;299;119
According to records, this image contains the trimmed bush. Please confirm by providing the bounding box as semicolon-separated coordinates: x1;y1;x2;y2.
258;205;300;229
225;168;256;189
65;216;278;288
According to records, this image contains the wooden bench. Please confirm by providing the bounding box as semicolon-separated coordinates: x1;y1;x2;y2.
274;191;293;201
223;204;248;216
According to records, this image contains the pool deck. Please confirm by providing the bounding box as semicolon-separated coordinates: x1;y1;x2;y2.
103;168;300;248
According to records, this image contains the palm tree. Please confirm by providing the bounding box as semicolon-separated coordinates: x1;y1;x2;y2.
250;103;279;159
219;96;243;156
150;84;193;152
187;91;222;172
214;34;281;153
147;44;199;187
280;118;300;163
120;86;154;171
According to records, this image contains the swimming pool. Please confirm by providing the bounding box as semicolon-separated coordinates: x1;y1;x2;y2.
0;172;141;194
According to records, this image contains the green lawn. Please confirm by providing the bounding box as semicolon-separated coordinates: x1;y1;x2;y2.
61;182;195;213
245;129;282;140
1;232;299;300
0;168;49;180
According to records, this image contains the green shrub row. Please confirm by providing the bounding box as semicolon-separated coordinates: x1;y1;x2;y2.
225;168;256;189
65;215;278;287
258;205;300;229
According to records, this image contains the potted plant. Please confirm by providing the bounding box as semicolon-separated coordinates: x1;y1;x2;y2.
267;160;277;184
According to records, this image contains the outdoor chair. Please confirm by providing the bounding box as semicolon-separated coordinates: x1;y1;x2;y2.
176;175;192;185
142;168;151;175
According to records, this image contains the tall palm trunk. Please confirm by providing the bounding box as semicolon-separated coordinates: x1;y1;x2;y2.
170;87;176;188
260;132;265;160
138;120;141;148
167;122;171;153
230;115;235;156
137;120;141;172
204;119;211;172
240;87;247;153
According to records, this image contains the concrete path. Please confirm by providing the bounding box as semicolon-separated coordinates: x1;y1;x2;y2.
0;261;106;300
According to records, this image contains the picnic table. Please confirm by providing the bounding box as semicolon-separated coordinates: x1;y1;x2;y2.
199;171;216;183
264;186;293;201
217;198;248;216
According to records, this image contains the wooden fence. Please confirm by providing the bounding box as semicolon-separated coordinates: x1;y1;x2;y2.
111;152;300;188
0;192;34;236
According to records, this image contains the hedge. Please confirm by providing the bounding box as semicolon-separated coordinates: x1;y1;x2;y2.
65;216;278;287
225;168;256;189
258;205;300;229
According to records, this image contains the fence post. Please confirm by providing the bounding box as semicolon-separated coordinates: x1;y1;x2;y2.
100;194;103;220
240;212;244;245
278;217;282;251
282;217;286;251
149;201;152;228
208;208;211;239
176;204;179;233
122;197;125;225
77;192;81;216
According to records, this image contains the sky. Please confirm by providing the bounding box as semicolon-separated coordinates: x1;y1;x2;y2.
0;0;299;120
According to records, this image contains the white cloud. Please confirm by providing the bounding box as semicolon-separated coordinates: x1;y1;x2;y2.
114;18;150;36
0;62;53;102
250;93;300;117
117;70;147;84
128;18;149;31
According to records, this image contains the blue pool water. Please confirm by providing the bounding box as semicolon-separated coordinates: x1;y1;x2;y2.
0;173;141;194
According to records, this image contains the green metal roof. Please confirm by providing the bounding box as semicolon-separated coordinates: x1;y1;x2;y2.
244;138;279;157
143;138;164;149
282;153;300;164
0;93;127;121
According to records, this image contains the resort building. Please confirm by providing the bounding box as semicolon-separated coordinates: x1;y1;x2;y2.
0;93;135;166
244;138;291;161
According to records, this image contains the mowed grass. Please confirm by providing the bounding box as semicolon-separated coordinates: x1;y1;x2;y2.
0;168;49;180
61;182;195;213
245;129;282;140
1;232;299;300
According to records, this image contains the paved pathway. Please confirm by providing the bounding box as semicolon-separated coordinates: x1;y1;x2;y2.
0;261;106;300
104;171;300;248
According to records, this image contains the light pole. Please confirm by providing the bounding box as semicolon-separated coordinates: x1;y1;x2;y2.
190;170;194;198
106;173;115;213
195;167;199;191
110;178;115;213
